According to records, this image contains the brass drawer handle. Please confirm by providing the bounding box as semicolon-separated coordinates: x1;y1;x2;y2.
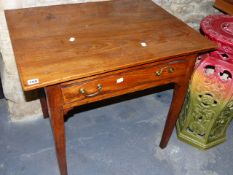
155;65;175;76
168;67;175;73
79;84;103;97
155;70;163;76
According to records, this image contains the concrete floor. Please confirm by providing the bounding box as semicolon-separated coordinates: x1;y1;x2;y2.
0;88;233;175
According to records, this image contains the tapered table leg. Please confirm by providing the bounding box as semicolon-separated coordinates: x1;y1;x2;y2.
159;58;196;149
159;82;189;148
46;85;68;175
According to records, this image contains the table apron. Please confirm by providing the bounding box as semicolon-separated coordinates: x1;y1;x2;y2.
61;56;195;110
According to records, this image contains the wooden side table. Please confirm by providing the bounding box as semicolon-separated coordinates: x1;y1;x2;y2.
5;0;216;174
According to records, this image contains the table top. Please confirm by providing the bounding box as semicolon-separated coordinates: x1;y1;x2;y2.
5;0;216;91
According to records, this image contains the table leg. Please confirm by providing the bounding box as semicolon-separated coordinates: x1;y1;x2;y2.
159;82;189;149
159;58;196;149
46;85;68;175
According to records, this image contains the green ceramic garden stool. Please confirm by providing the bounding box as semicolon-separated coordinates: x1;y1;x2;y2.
176;15;233;150
177;53;233;150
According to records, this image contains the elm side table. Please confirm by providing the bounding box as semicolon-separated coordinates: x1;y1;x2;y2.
5;0;216;174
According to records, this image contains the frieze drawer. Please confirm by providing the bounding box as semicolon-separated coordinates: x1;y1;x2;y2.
61;59;188;105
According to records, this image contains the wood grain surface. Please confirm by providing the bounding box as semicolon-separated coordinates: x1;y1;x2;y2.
5;0;216;91
61;57;188;107
5;1;217;174
215;0;233;14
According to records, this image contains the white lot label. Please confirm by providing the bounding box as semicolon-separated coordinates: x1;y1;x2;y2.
27;79;39;85
141;42;147;47
69;37;76;42
116;77;124;84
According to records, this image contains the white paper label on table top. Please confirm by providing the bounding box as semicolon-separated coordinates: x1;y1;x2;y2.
116;77;124;84
27;79;39;85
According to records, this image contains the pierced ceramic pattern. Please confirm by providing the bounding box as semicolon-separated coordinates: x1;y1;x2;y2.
177;54;233;150
201;15;233;54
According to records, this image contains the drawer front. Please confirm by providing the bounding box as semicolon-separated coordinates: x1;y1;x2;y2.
61;59;188;105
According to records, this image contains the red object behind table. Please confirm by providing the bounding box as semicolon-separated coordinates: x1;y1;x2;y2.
201;14;233;54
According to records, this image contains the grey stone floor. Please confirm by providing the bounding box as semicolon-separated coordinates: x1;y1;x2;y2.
0;89;233;175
